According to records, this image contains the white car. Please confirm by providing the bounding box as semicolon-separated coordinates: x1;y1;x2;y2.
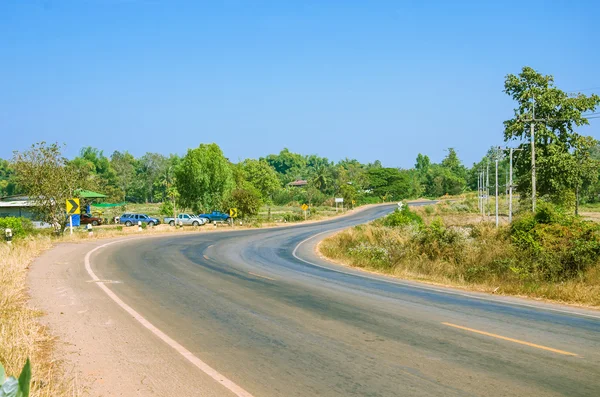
163;213;207;227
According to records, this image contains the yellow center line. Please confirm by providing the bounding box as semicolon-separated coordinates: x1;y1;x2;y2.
441;322;578;357
248;272;276;281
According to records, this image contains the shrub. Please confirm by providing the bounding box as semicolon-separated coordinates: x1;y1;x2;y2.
159;201;174;216
415;218;466;261
379;206;423;228
282;212;305;222
0;217;30;239
510;202;600;281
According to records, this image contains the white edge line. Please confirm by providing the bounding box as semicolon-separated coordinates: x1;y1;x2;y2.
292;231;600;321
84;239;254;397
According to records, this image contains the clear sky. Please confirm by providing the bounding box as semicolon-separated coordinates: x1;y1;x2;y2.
1;0;598;167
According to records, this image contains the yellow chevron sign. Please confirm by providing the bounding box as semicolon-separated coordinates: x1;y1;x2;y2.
66;198;80;215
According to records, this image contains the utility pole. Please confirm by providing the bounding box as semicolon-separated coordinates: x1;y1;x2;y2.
480;170;484;217
477;169;481;213
531;96;536;212
495;149;499;227
486;159;490;218
509;147;513;223
507;147;523;223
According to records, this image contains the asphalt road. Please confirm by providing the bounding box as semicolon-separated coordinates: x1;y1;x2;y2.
90;204;600;396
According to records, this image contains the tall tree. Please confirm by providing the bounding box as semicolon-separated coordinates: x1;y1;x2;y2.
503;66;600;209
264;148;306;182
110;151;137;200
175;143;234;212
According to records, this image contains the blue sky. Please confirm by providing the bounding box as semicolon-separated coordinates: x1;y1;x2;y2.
1;0;598;167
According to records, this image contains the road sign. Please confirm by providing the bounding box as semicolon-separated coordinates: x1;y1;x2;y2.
66;198;80;215
352;200;356;206
301;204;308;211
335;197;344;203
229;208;238;218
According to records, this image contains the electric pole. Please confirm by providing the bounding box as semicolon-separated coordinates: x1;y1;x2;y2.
486;159;490;217
531;97;536;212
495;150;499;227
509;147;513;223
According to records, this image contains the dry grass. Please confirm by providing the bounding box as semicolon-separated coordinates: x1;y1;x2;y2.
320;222;600;308
0;237;81;396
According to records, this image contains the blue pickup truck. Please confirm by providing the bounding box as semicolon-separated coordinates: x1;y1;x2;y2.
197;211;231;223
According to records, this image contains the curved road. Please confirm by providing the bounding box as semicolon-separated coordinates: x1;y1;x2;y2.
89;204;600;396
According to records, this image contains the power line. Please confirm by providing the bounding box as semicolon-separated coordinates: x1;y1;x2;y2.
567;86;600;93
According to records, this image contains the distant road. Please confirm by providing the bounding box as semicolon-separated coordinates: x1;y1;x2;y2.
85;203;600;396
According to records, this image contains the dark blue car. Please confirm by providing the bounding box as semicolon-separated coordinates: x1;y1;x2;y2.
119;213;160;227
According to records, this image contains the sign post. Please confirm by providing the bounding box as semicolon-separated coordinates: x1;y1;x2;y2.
335;198;344;212
301;204;309;220
229;208;238;226
66;198;80;235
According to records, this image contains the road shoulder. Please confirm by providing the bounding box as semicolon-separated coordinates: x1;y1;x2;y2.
28;237;235;396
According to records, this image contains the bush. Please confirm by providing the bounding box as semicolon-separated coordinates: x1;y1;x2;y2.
415;218;465;262
379;206;423;228
282;212;305;222
159;201;174;216
510;202;600;281
0;217;30;239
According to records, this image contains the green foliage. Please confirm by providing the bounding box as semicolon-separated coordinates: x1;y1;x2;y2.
379;206;423;227
511;202;600;280
366;167;413;200
264;148;307;183
0;218;33;239
271;187;328;207
175;143;234;213
503;66;600;209
12;142;93;230
225;185;262;218
159;201;174;216
0;358;31;397
282;212;305;222
416;219;466;261
0;159;17;197
238;159;280;202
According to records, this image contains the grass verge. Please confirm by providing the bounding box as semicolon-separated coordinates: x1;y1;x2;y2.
0;237;80;396
319;203;600;308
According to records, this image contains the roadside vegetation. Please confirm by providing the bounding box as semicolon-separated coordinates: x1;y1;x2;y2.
321;66;600;308
321;202;600;307
0;234;78;396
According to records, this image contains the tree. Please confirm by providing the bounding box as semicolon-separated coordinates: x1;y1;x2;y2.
503;66;600;209
366;168;412;200
175;143;234;212
110;151;137;200
225;185;262;218
12;142;92;230
239;159;280;202
264;148;306;182
71;147;121;200
136;153;169;203
0;159;17;197
415;154;430;178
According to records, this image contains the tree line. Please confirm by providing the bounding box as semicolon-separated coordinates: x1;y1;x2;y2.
1;66;599;228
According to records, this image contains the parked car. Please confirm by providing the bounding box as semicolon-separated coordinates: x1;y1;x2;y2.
119;213;160;227
197;210;231;223
163;213;207;227
80;213;103;226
